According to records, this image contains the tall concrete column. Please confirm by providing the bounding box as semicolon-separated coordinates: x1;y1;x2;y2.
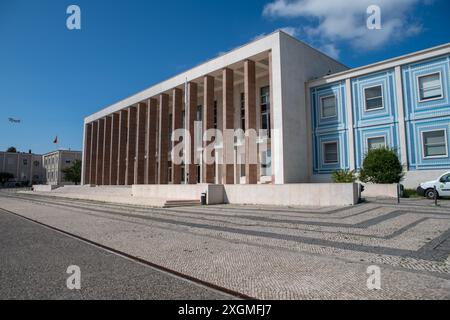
146;98;158;184
90;121;98;185
244;60;257;184
268;52;275;184
117;109;128;185
203;75;215;184
126;106;137;185
172;88;183;184
345;79;356;171
96;118;105;185
103;116;112;185
135;102;147;185
158;94;169;184
222;68;234;184
110;113;119;185
186;82;198;184
395;66;409;169
83;123;92;184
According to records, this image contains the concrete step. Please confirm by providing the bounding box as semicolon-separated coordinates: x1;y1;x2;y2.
163;200;202;208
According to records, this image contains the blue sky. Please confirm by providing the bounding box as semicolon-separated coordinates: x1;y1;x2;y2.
0;0;449;154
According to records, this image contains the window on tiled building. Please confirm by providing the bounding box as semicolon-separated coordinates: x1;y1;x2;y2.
418;73;443;101
367;137;386;151
423;130;447;158
364;85;383;111
323;142;339;164
320;95;337;118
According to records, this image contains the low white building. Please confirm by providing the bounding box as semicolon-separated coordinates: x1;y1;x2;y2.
0;151;45;186
43;150;82;186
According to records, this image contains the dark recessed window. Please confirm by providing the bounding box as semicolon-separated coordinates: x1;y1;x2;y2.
323;142;339;164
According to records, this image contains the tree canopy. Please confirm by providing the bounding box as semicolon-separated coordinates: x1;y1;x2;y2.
0;172;14;186
359;147;404;184
62;160;82;185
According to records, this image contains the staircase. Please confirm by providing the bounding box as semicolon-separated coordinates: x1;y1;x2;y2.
163;199;202;208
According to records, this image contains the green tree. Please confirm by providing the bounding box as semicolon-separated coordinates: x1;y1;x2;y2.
0;172;14;186
332;169;356;183
6;147;17;153
359;147;404;184
62;160;82;185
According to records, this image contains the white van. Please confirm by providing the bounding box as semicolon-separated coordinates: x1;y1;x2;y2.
417;171;450;199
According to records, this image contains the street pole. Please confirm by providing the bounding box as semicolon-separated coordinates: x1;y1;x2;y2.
434;186;438;207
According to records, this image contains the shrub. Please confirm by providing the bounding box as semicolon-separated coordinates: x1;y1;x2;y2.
62;160;81;185
402;189;419;198
332;169;356;183
0;172;14;186
359;147;404;184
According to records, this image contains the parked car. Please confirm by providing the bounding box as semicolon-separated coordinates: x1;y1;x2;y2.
417;171;450;199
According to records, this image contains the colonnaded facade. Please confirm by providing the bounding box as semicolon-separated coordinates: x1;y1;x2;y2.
82;30;450;188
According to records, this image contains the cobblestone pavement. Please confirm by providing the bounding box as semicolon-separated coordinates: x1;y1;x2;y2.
0;211;231;300
1;192;449;299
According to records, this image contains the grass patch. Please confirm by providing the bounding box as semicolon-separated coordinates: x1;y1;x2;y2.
402;189;420;198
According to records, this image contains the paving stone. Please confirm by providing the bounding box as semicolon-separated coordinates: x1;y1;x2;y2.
0;192;449;299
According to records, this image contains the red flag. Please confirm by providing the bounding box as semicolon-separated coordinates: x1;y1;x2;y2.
53;136;58;144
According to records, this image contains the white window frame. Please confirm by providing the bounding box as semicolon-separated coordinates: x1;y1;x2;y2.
416;71;444;103
363;84;384;112
366;135;387;151
320;94;337;119
421;129;448;159
322;140;339;165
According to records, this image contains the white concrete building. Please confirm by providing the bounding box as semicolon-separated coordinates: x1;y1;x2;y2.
82;31;347;187
82;30;450;191
43;150;82;186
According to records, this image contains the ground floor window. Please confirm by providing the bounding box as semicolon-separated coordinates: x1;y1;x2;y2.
168;162;172;183
422;129;447;158
261;150;272;176
367;136;386;151
240;163;246;178
181;165;185;184
323;141;339;164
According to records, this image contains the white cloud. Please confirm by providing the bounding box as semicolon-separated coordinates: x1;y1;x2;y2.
319;43;340;60
252;33;269;41
263;0;428;56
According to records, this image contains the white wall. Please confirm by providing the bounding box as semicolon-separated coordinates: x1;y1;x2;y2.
312;170;449;190
223;183;358;206
362;184;398;198
278;33;348;183
403;170;449;189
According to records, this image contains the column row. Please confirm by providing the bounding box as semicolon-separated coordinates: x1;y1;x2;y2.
83;60;261;185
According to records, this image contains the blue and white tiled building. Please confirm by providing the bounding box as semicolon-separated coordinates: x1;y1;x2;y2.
308;43;450;188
